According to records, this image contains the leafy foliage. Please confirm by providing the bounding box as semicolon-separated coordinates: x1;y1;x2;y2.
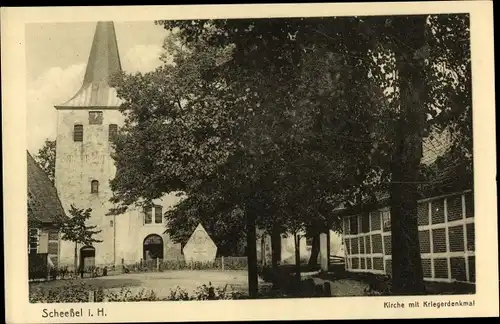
30;281;244;303
33;139;56;184
60;205;102;246
109;16;472;295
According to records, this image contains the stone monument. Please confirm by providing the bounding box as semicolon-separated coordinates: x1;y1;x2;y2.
183;223;217;263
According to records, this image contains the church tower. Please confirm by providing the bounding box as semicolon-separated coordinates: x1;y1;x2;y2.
55;21;182;269
54;21;126;267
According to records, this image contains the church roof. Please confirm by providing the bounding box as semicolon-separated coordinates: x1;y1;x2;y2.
27;151;67;225
55;21;123;109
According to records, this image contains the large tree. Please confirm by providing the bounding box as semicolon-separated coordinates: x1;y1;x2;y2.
109;15;471;297
110;19;381;296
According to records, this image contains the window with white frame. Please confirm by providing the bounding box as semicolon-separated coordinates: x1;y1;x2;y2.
144;205;163;225
28;228;39;254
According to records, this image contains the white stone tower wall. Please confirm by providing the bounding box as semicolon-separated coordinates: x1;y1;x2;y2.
55;108;125;266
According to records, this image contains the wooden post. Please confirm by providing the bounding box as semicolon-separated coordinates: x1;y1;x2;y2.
246;210;259;298
319;233;329;273
156;258;160;272
221;256;225;271
323;282;332;297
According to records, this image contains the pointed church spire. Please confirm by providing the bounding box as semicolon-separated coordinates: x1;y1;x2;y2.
56;21;123;109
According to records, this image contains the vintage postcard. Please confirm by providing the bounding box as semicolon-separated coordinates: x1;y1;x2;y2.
2;2;498;323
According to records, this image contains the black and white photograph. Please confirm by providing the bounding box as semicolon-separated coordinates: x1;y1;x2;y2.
2;2;498;322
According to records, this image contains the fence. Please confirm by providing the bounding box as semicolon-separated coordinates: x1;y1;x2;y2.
121;256;248;273
342;190;475;283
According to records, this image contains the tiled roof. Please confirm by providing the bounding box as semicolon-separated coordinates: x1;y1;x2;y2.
27;151;67;225
55;21;123;109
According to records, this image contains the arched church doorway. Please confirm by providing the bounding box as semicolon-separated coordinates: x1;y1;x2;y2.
143;234;164;260
80;246;96;270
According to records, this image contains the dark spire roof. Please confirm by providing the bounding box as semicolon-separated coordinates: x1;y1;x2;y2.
56;21;123;109
27;151;67;225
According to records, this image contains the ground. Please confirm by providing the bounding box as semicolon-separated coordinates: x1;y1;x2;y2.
30;269;373;301
29;270;474;302
30;270;261;300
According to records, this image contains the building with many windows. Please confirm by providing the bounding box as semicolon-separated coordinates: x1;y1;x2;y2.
340;131;475;284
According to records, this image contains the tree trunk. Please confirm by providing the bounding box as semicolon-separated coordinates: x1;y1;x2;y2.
271;224;281;269
74;242;78;275
308;234;320;267
246;210;258;298
390;15;427;295
294;233;301;284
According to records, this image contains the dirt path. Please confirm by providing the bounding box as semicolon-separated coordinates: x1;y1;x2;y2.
97;270;254;298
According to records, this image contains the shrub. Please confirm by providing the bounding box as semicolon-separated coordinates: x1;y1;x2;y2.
30;280;91;303
221;257;248;270
30;280;244;303
121;257;248;273
107;288;159;302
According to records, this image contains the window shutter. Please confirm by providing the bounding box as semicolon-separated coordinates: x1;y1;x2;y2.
74;125;83;142
109;124;118;141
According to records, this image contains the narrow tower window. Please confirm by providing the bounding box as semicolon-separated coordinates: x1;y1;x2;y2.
154;206;163;224
89;111;103;125
144;208;152;224
109;124;118;141
91;180;99;194
74;124;83;142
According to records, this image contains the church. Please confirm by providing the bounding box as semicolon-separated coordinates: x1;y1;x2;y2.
55;21;183;269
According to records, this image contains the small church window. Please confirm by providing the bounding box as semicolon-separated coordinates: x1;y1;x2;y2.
89;111;103;125
91;180;99;193
154;206;163;224
109;124;118;141
110;220;114;227
144;208;152;224
74;124;83;142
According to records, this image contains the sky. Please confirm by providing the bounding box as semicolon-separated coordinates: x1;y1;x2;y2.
26;21;168;154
